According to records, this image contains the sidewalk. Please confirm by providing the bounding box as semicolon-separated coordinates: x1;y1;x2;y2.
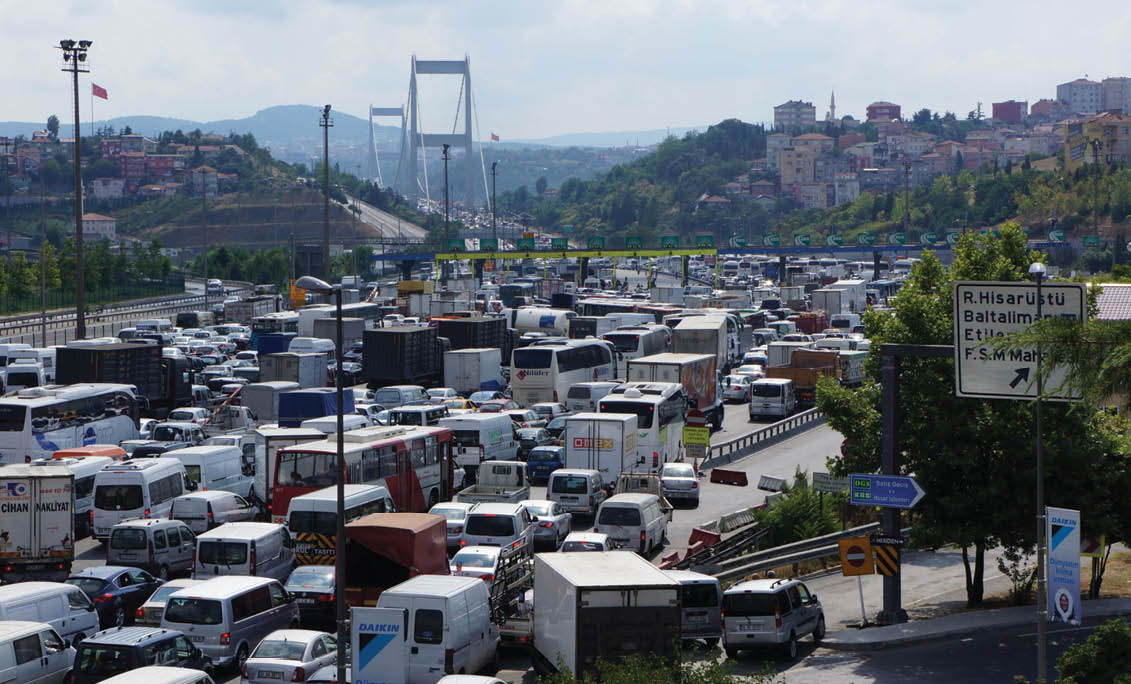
821;597;1131;651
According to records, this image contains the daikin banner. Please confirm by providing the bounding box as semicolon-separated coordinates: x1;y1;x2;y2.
1046;506;1081;625
352;607;406;684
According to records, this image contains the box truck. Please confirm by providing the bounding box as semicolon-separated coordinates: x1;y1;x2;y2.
240;381;300;423
443;348;504;394
260;352;327;389
563;413;638;489
672;316;730;371
0;463;75;582
627;353;722;430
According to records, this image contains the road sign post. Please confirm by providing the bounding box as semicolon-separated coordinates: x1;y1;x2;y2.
839;538;873;627
953;281;1086;400
683;409;709;468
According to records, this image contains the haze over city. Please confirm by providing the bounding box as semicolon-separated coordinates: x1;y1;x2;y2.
3;0;1131;139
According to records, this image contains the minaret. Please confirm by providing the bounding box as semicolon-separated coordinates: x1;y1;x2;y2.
827;91;836;123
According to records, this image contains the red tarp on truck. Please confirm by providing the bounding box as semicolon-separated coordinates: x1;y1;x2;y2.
343;513;449;606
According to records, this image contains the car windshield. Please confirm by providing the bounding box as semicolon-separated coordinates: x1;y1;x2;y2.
75;645;131;675
528;449;559;462
95;485;143;511
443;399;465;409
479;404;502;413
561;541;603;552
721;592;780;616
197;541;248;565
663;464;696;478
65;577;107;596
147;585;185;604
152;426;185;441
164;597;223;625
451;551;497;569
512;348;552;369
517;429;541;440
287;570;335;590
751;383;782;398
684;583;720;608
596;399;653;429
110;528;147;550
465;515;515;537
253;640;308;661
551;475;587;494
469;391;497;403
546;417;567;430
169;410;196;421
289;511;336;536
523;503;552;516
429;506;467;521
597;506;641;526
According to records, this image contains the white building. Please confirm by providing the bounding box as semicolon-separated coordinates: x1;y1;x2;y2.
87;178;126;200
75;213;116;242
1057;79;1102;114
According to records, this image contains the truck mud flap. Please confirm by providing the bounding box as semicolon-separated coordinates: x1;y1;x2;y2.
709;469;749;486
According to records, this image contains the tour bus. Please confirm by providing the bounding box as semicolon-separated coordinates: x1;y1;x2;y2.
0;383;139;465
285;484;398;564
272;425;454;523
510;338;615;407
499;283;535;308
721;261;740;278
603;325;671;379
599;382;687;471
251;311;299;347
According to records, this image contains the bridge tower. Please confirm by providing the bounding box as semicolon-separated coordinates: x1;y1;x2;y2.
404;55;479;205
367;105;405;187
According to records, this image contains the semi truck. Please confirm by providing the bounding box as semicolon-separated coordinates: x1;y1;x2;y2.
626;353;723;431
223;296;277;325
0;463;75;582
56;343;189;418
362;326;443;389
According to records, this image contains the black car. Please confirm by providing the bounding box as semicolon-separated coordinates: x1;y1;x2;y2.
65;566;163;629
284;565;336;626
516;427;555;460
544;415;568;441
69;626;212;684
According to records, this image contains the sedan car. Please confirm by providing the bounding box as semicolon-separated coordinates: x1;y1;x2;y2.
136;578;202;626
449;546;502;582
722;374;756;403
560;532;615;552
479;399;521;413
660;462;700;507
516;427;555;459
66;566;163;628
428;501;478;552
525;446;564;484
427;387;460;402
544;415;568;441
441;398;476;414
241;630;338;684
733;364;766;378
504;409;544;428
167;407;211;424
521;499;571;550
530;402;570;423
467;390;505;407
284;566;336;627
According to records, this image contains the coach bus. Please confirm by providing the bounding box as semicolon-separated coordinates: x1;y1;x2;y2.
510;338;614;407
0;383;139;465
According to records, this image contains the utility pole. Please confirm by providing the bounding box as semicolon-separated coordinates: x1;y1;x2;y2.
320;105;333;281
490;161;498;242
200;170;209;309
39;174;46;347
59;38;91;340
902;160;912;238
442;144;451;281
1090;139;1103;241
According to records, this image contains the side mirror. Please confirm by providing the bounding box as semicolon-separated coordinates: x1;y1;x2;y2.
530;516;539;523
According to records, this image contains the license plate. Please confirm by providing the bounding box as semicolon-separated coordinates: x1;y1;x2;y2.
120;553;137;560
562;496;578;501
26;564;44;571
259;672;283;680
297;598;314;605
689;614;707;624
738;623;761;632
188;636;205;642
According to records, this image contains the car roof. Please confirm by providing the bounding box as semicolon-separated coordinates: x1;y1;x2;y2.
169;575;278;599
114;518;185;528
83;626;184;646
452;546;501;557
256;629;325;645
726;578;800;593
563;532;609;542
468;502;524;515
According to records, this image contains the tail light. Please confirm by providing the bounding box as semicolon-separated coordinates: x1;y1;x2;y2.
588;495;594;507
775;606;782;629
89;511;94;529
136;607;144;619
241;663;247;679
292;667;306;682
316;593;333;603
480;574;494;583
444;649;454;674
692;481;698;489
478;445;485;462
220;632;230;646
207;503;215;527
191;548;196;570
93;593;114;604
640;530;646;552
144;508;151;519
452;525;462;535
459;539;467;548
539;522;553;528
249;547;256;575
24;455;30;463
652;452;659;468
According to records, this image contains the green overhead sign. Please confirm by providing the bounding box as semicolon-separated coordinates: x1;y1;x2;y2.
826;234;843;247
1047;230;1065;243
515;238;535;250
1083;235;1101;247
550;237;568;250
857;233;876;246
695;235;715;248
763;234;781;247
920;232;938;245
446;238;466;251
660;235;679;249
888;232;906;246
946;231;961;246
625;236;644;249
794;234;811;247
728;235;747;248
587;236;606;249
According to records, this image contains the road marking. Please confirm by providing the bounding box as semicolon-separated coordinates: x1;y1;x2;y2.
1016;625;1095;638
905;571;1010;606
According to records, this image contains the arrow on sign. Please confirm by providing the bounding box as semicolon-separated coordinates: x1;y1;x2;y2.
850;473;927;509
1009;367;1030;389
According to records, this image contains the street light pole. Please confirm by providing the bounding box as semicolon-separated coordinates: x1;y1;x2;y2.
59;39;91;340
490;161;498;243
1030;261;1048;684
442;144;451;281
320;105;333;281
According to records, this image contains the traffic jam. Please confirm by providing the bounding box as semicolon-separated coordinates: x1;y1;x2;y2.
0;253;897;683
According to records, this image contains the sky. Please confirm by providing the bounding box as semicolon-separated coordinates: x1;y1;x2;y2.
3;0;1131;140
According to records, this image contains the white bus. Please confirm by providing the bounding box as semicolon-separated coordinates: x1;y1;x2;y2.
603;325;671;379
251;311;300;346
286;483;397;565
598;382;687;471
510;339;614;407
0;384;139;465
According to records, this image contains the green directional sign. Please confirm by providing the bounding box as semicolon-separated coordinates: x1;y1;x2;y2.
946;231;961;246
920;232;938;245
888;232;906;246
625;236;644;249
560;224;574;234
695;234;714;248
479;238;499;251
763;234;781;247
587;236;606;250
660;235;679;249
857;232;876;246
1083;235;1101;247
794;233;811;247
446;238;466;252
550;237;568;250
826;234;843;247
516;237;535;250
728;235;747;248
1047;229;1065;243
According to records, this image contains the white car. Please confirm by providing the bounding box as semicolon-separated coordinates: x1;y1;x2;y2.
449;545;502;582
722;374;756;403
427;387;460;402
241;630;338;684
560;532;615;552
429;501;478;551
382;314;405;328
660;462;700;507
167;407;211;424
733;364;765;378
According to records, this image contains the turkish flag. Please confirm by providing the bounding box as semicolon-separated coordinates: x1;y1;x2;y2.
490;133;499;142
92;83;108;100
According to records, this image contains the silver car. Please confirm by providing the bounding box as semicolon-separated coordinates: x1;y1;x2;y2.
722;578;824;661
428;502;478;552
722;375;755;403
242;630;338;684
449;545;502;582
136;578;202;626
660;463;700;507
521;499;572;549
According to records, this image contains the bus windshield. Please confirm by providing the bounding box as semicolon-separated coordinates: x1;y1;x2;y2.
278;451;338;488
602;333;640;353
597;400;654;429
512;349;552;369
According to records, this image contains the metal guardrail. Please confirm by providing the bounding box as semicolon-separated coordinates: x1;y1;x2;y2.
706;408;826;464
679;523;774;572
714;524;915;582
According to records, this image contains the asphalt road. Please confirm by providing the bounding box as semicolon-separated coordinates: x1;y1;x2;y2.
344;195;427;240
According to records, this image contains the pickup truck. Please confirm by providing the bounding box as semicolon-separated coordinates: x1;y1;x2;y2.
454;461;530;504
490;544;535;648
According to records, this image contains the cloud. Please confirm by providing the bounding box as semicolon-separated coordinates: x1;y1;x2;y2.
1;0;1129;138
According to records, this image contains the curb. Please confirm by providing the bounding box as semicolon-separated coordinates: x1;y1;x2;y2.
820;598;1131;651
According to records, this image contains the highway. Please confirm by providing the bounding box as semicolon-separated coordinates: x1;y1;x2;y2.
344;194;427;240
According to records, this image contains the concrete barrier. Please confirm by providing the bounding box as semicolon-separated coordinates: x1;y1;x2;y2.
685;541;706;560
659;552;681;569
718;508;756;533
687;527;722;549
709;469;749;486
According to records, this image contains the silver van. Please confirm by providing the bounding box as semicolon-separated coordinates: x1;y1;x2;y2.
565;381;619;413
94;666;214;684
160;576;299;670
459;503;535;555
371;385;426;409
169;491;257;534
107;519;196;580
546;468;606;516
662;569;722;647
721;577;824;661
0;582;100;645
594;493;668;555
0;621;73;684
193;523;295;581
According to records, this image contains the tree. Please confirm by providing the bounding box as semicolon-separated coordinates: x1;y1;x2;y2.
38;159;62;190
46;115;59;140
536;176;548;196
816;223;1131;605
1056;617;1131;684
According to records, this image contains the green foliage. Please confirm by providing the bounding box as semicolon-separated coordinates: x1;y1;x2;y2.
1056;618;1131;684
753;469;839;545
536;650;783;684
46;115;59;139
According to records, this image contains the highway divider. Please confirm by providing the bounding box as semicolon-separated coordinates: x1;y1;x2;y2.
711;523;891;581
701;408;826;471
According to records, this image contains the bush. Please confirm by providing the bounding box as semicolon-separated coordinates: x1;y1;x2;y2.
1057;617;1131;684
753;469;839;546
537;650;784;683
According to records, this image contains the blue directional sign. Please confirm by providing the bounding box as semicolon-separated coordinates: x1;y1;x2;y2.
849;474;926;509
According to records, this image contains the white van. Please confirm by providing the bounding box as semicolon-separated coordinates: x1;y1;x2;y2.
286;484;396;565
91;459;188;543
287;337;336;355
376;575;498;683
94;667;214;684
546;469;607;517
0;583;100;644
168;445;253;497
193;522;296;581
439;414;519;483
135;319;174;334
459;502;535;554
564;381;620;414
37;455;113;539
748;378;797;419
594;493;668;556
0;621;73;684
9;349;56;384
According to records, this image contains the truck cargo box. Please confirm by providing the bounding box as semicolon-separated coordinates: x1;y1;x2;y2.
276;388;355;428
56;343;163;401
362;326;441;386
435;316;506;351
343;512;449;606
